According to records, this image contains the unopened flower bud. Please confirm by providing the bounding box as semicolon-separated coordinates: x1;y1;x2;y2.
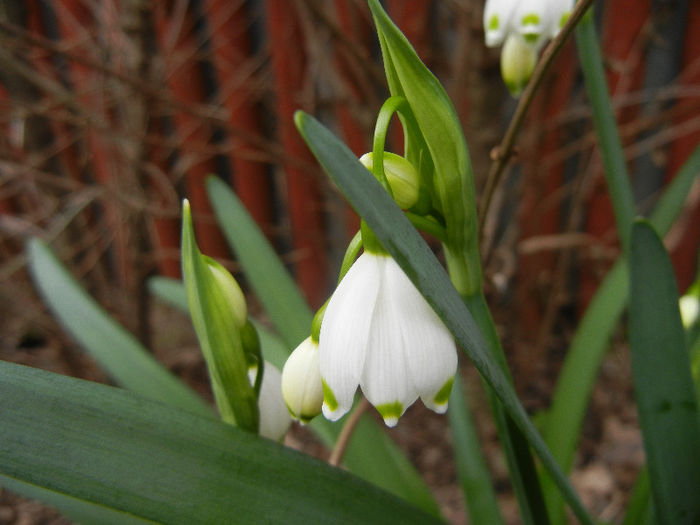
500;33;537;97
205;256;247;328
359;152;420;209
281;337;323;423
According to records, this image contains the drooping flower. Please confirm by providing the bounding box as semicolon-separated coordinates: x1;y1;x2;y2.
484;0;575;95
319;251;457;427
281;336;324;423
254;362;292;441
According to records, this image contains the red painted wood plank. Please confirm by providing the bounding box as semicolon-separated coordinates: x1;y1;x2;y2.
265;0;327;307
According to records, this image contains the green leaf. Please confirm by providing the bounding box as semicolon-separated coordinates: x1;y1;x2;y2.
206;176;313;348
294;111;593;525
449;375;505;525
0;475;154;525
181;200;258;431
0;360;440;525
542;142;700;522
576;9;636;251
26;238;211;418
148;276;441;516
628;220;700;524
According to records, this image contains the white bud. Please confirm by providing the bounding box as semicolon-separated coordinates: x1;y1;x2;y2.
500;33;537;97
281;337;324;423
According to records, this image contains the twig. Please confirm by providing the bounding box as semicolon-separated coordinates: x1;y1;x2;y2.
328;398;370;467
478;0;596;249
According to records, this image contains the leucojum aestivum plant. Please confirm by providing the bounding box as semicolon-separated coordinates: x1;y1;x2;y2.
2;1;700;524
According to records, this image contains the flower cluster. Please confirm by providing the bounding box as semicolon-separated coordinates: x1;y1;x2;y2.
484;0;574;95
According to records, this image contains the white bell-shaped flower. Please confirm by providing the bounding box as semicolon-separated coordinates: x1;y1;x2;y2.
513;0;553;46
281;336;324;423
319;251;457;427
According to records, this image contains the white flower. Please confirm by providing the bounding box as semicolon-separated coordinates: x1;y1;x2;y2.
500;33;538;96
680;295;699;329
319;252;457;427
484;0;575;94
249;362;291;441
281;337;324;423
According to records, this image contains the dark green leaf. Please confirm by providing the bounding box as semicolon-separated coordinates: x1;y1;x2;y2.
629;220;700;524
0;361;440;525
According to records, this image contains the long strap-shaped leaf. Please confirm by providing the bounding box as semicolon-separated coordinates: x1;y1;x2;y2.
542;142;700;522
26;239;212;418
294;111;593;525
629;220;700;524
0;360;441;525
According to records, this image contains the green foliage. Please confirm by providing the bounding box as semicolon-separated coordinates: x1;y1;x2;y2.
0;361;440;525
629;220;700;524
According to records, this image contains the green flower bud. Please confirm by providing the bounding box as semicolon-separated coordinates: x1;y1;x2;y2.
500;33;537;97
359;152;420;209
281;337;323;423
204;256;247;328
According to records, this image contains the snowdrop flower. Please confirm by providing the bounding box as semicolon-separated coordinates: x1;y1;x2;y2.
680;295;699;329
484;0;575;95
281;336;324;423
253;363;292;441
319;251;457;427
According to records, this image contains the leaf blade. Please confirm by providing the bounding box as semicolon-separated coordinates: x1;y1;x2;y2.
629;220;700;524
0;361;440;525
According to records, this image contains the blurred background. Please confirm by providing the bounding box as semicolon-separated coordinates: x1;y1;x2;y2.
1;0;699;523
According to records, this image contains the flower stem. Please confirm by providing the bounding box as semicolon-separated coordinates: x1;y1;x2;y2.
328;398;370;467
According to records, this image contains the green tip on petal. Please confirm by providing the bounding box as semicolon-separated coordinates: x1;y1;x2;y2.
376;401;403;427
523;32;540;44
488;14;500;31
521;13;540;26
322;379;339;412
433;377;454;407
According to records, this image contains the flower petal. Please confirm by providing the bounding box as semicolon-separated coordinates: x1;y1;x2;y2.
281;337;323;423
360;256;418;427
319;252;381;420
483;0;518;47
383;257;457;414
513;0;551;46
258;362;292;441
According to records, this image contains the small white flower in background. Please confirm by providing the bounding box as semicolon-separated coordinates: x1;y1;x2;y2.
250;363;291;441
319;251;457;427
281;336;324;423
484;0;575;95
680;295;699;329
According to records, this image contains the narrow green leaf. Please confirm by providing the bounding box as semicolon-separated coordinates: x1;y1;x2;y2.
542;143;700;522
148;276;442;516
206;176;313;348
449;375;505;525
0;361;440;525
0;475;154;525
181;200;258;431
629;220;700;524
622;467;652;525
295;111;593;525
576;10;636;250
26;238;211;418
